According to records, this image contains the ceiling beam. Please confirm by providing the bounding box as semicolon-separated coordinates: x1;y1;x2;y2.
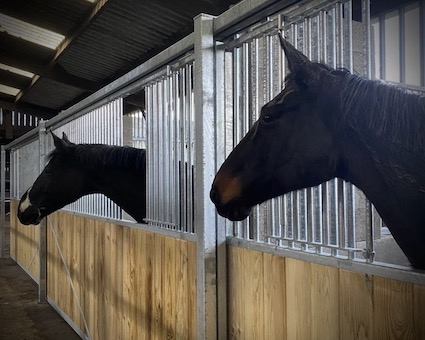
10;0;110;108
0;34;99;92
0;70;31;90
53;0;110;59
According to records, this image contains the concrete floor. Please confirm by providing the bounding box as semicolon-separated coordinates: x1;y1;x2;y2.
0;219;80;340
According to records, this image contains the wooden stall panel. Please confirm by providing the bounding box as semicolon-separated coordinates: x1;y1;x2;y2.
9;200;40;282
285;258;312;340
373;276;414;339
263;253;286;339
47;212;197;340
413;284;425;339
228;246;286;340
339;270;374;339
310;262;339;339
228;245;425;340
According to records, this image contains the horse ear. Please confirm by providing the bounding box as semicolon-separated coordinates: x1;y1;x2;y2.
278;32;310;72
51;132;68;151
61;132;73;145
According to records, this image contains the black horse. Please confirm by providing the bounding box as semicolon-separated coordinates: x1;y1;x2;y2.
18;132;146;225
210;33;425;269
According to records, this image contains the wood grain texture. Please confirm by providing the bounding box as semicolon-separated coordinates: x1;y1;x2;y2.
373;276;414;340
413;284;425;339
228;245;244;339
227;246;425;340
263;253;286;340
44;212;196;340
286;258;312;340
9;200;40;281
310;262;339;340
339;270;374;340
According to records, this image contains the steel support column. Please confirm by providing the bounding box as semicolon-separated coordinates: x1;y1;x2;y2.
38;121;47;303
194;13;219;339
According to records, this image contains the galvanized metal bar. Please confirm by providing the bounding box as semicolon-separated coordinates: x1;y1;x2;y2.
193;14;218;339
421;0;425;86
362;0;375;263
0;146;6;258
214;43;229;337
399;6;406;83
38;121;47;303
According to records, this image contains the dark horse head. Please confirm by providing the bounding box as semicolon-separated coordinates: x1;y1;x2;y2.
18;132;146;225
211;33;425;269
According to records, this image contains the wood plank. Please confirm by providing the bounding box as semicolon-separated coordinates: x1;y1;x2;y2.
263;253;286;340
373;276;414;340
152;233;164;339
143;231;155;339
102;221;113;340
164;235;177;339
243;247;264;340
134;228;147;340
413;284;425;339
310;263;339;340
111;224;123;340
339;269;373;340
46;213;58;303
228;245;244;339
9;201;17;259
286;258;311;340
85;217;96;339
187;241;197;340
175;239;189;339
121;226;131;340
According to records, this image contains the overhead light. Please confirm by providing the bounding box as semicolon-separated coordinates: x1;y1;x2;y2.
0;84;20;96
0;63;34;78
0;13;65;50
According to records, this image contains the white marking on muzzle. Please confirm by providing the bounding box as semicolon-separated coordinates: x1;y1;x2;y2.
19;186;32;213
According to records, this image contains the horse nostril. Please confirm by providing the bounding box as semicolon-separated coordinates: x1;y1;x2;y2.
210;186;221;205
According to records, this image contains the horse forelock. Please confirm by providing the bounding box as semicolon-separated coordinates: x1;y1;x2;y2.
49;144;146;170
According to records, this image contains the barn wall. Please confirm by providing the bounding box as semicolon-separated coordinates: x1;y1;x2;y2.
9;200;40;283
228;245;425;340
46;211;197;340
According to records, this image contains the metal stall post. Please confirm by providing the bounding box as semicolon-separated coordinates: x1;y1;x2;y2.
193;14;219;339
38;121;47;302
0;146;6;258
362;0;375;263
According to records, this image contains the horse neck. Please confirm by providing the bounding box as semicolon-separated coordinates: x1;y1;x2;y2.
87;167;146;222
340;126;425;268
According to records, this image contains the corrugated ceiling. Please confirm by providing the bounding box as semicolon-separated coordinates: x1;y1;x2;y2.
0;0;239;118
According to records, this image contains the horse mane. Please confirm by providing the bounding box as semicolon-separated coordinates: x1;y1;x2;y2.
336;72;425;190
48;143;146;171
341;74;425;153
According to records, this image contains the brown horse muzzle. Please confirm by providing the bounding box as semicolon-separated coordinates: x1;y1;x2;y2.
210;173;252;221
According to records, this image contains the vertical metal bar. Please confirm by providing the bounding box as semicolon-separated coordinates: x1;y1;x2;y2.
188;64;195;233
399;7;406;83
194;14;218;339
146;85;152;224
421;0;425;86
363;0;372;78
38;121;47;303
232;44;242;238
173;72;179;228
362;0;375;262
0;146;6;258
319;10;327;62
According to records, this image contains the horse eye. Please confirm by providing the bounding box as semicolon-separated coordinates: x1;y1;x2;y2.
261;113;276;124
263;115;272;122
